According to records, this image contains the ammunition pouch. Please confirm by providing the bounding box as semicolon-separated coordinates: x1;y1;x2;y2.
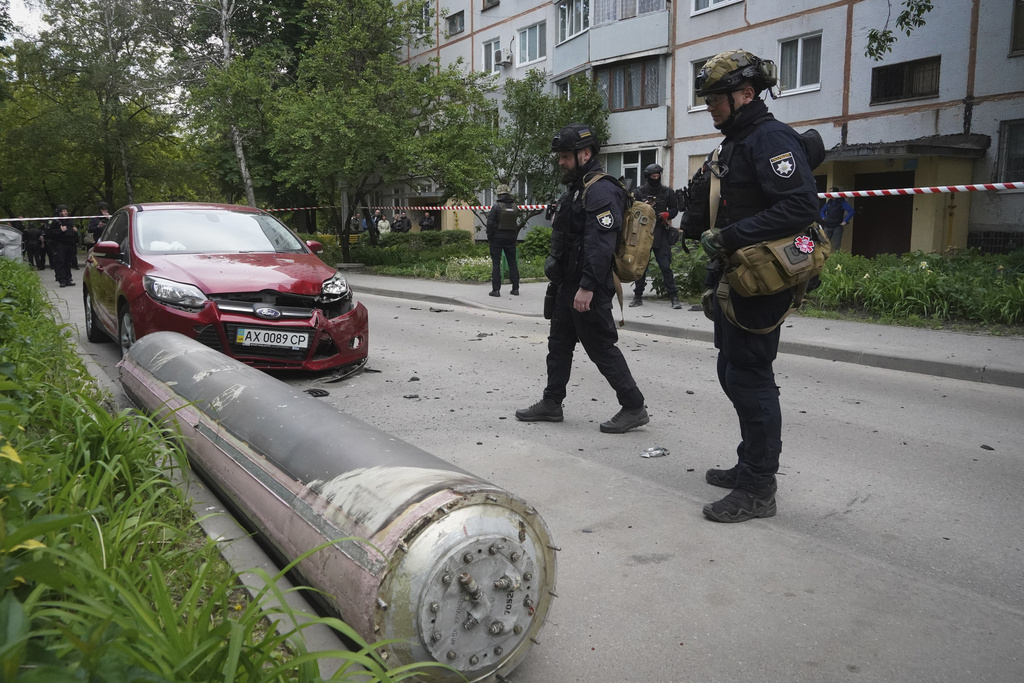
543;282;558;320
725;223;832;298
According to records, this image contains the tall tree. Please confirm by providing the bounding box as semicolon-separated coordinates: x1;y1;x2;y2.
271;0;493;254
486;70;609;225
28;0;178;205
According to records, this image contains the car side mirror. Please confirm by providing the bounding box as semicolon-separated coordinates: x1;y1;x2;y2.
306;240;323;254
92;240;121;257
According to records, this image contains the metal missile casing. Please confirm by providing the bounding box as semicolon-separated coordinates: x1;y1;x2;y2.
119;332;557;682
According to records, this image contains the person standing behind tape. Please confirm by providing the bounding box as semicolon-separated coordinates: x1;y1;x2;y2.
690;50;819;522
45;205;78;288
819;187;854;251
515;123;648;434
630;163;681;309
486;185;521;297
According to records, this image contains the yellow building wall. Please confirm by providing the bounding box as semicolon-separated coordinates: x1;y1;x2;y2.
821;157;975;254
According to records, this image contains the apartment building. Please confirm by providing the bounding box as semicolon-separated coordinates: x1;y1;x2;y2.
399;0;1023;255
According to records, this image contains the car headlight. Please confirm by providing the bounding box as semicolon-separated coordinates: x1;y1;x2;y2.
320;272;350;300
143;275;208;310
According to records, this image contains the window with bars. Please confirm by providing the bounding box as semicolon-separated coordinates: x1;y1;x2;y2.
780;33;821;92
999;120;1024;182
595;58;660;112
518;22;546;65
870;56;940;104
558;0;590;43
446;11;464;37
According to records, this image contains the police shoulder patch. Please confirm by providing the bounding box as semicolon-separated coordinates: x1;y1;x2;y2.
596;210;614;229
770;151;796;178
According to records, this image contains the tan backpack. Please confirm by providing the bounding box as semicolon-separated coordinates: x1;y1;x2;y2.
581;172;658;325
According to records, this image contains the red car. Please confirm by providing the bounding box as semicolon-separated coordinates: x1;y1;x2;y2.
83;203;368;373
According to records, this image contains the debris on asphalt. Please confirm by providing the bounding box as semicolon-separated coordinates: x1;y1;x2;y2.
303;388;329;397
640;446;669;458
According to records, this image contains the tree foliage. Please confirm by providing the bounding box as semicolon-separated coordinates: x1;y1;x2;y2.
865;0;934;60
487;69;609;224
271;0;494;255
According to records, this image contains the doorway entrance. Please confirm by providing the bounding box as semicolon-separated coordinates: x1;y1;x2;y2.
852;171;915;257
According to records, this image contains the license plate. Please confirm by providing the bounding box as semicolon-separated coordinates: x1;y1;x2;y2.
235;328;309;349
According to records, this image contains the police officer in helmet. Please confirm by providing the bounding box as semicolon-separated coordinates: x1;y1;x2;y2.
515;123;648;434
693;50;819;522
630;163;681;309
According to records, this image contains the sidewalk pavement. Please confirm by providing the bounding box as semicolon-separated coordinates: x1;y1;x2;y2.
341;270;1024;389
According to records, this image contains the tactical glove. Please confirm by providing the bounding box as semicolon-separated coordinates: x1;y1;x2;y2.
701;288;715;321
701;228;726;260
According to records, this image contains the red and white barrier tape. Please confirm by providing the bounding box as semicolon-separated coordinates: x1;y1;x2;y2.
821;181;1024;199
6;182;1020;224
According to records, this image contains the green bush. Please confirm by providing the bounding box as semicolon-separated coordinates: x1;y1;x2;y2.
520;226;552;261
808;248;1024;327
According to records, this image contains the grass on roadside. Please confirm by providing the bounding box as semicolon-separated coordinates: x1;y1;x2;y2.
0;258;451;682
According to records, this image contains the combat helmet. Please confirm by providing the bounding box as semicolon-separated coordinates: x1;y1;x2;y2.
643;163;663;186
695;50;778;97
551;123;600;155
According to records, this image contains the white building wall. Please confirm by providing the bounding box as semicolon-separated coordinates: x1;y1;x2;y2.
402;0;1022;241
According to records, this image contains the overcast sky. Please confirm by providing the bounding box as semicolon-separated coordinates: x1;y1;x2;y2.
8;0;44;35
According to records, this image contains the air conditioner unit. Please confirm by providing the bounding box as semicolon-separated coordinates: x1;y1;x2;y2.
496;49;513;66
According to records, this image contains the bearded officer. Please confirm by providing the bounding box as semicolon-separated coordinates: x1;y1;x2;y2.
692;51;819;522
515;124;648;434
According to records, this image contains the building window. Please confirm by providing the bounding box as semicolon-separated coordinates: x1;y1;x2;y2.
518;22;546;65
593;0;665;24
483;0;500;9
595;58;660;112
556;78;571;99
1000;120;1024;182
689;57;713;108
483;39;501;74
446;11;464;37
780;33;821;93
558;0;590;43
693;0;742;15
602;149;659;190
1012;0;1024;54
417;2;431;36
870;56;940;104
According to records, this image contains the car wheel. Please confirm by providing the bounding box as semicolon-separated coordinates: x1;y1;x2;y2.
83;288;110;343
118;304;136;357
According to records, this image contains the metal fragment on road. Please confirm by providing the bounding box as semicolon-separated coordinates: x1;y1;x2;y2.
640;446;669;458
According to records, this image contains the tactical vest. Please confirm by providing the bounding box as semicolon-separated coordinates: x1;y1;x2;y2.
496;200;520;239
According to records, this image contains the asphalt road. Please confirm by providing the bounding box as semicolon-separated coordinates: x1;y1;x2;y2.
57;283;1024;682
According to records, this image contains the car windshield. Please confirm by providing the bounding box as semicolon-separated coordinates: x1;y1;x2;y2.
135;210;306;255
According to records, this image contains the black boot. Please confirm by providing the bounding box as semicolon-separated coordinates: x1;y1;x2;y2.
515;399;563;422
489;290;500;297
705;466;777;493
599;406;649;433
628;296;643;307
703;487;777;523
670;297;682;309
